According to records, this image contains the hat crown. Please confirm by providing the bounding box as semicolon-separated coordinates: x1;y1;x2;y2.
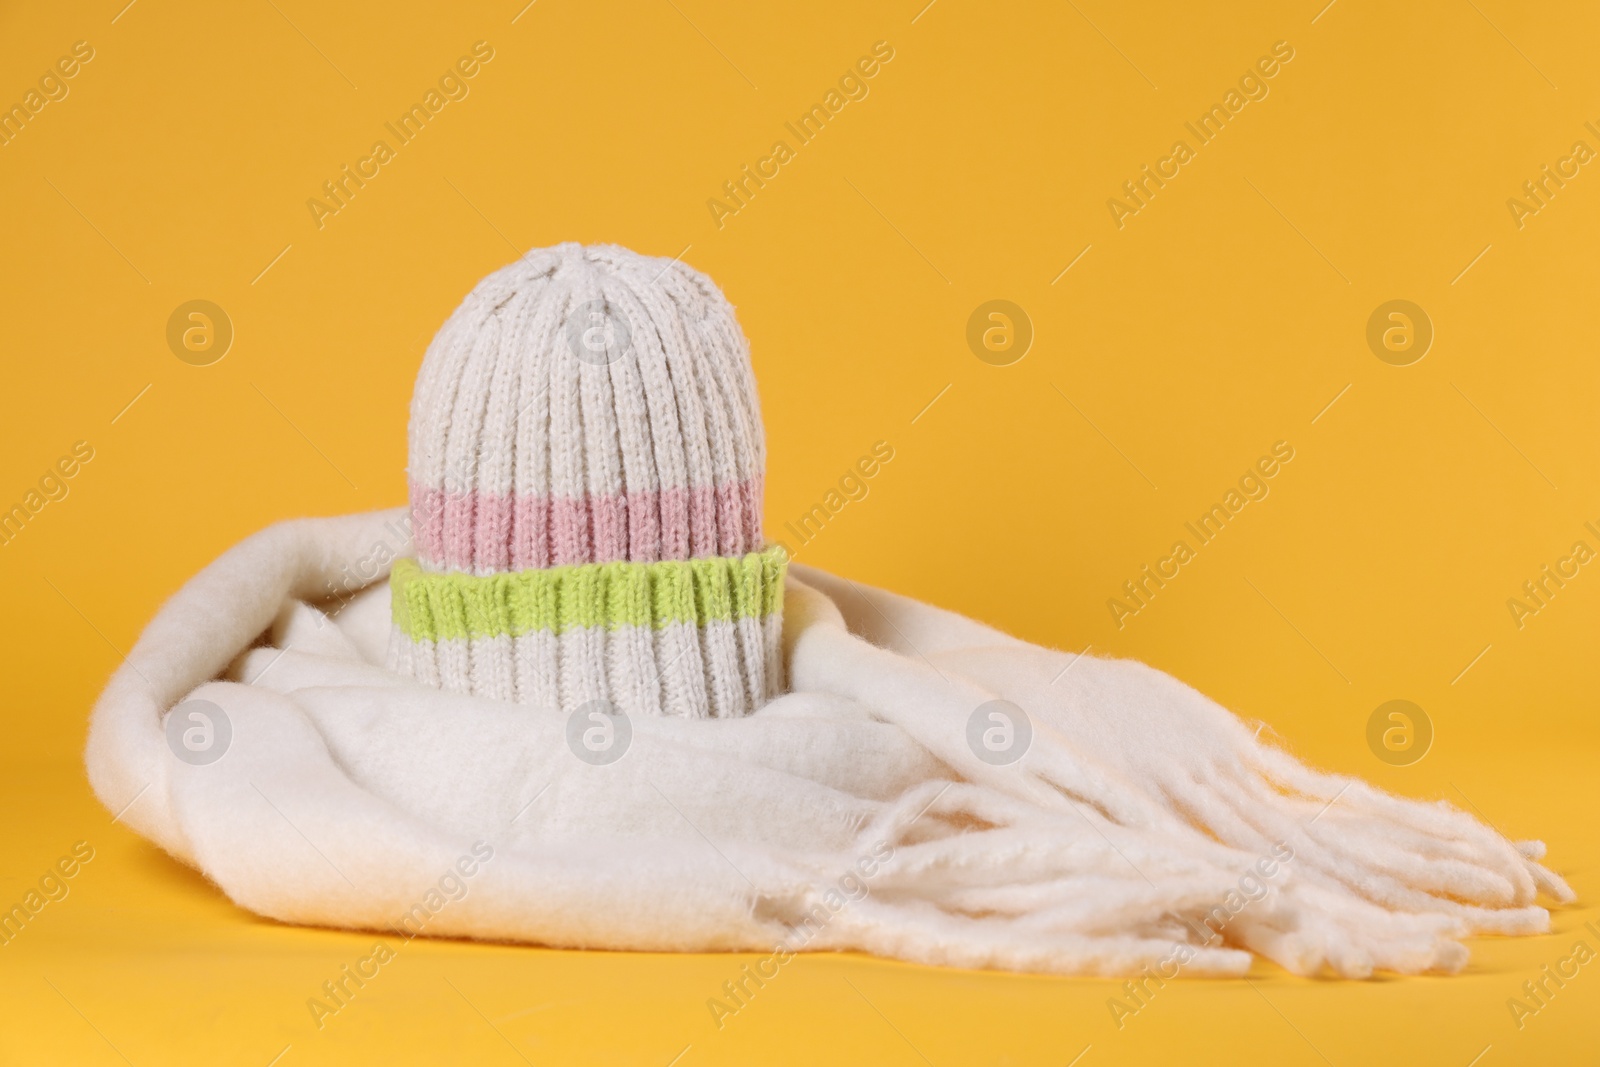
407;242;766;575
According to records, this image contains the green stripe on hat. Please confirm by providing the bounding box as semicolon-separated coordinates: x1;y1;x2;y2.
391;545;787;643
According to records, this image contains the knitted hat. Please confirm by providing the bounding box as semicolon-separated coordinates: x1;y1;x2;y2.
387;243;786;718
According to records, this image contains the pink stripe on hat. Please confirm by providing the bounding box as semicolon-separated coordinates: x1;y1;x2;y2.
410;476;764;572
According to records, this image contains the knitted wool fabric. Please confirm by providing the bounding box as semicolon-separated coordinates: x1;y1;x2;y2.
387;243;784;718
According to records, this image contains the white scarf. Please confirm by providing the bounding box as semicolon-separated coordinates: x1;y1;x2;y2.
86;508;1570;978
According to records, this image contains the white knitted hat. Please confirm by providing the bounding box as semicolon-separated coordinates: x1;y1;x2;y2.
387;243;785;718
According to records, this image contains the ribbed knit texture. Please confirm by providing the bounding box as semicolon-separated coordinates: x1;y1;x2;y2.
389;242;783;717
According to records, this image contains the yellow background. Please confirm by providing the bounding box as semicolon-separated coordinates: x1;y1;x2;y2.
2;0;1598;1062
